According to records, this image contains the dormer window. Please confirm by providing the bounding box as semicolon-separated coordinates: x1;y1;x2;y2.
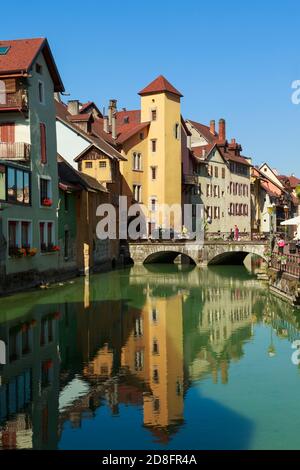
123;116;129;124
0;46;10;55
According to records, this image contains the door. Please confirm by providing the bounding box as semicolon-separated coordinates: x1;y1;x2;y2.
0;123;15;159
0;122;15;142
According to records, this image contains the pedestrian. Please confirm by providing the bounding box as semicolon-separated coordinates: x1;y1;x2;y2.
278;236;285;254
234;225;239;241
228;228;234;241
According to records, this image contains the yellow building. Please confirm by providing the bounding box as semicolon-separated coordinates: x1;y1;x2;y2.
73;76;183;235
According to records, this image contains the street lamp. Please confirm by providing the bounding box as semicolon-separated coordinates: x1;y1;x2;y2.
283;204;289;238
267;203;276;252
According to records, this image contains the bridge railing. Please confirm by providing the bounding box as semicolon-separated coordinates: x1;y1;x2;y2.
270;252;300;278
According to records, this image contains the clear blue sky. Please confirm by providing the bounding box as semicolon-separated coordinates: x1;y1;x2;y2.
2;0;300;174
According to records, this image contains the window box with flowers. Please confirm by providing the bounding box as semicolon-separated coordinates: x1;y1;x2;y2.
41;242;60;254
9;247;27;258
41;198;52;207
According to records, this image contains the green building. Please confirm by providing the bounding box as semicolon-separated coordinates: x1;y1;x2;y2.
0;38;64;292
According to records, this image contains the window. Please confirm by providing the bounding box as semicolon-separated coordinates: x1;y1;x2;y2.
85;161;93;169
133;184;142;203
38;81;44;104
36;63;42;74
134;318;143;337
215;166;218;178
6;167;30;205
152;308;158;322
214;185;219;197
8;220;32;255
206;184;211;197
174;122;180;140
151;109;157;121
0;122;15;142
40;177;52;206
207;165;212;176
135;350;144;371
153;368;159;384
133;152;142;170
40;221;55;252
222;167;225;179
0;46;10;55
214;207;220;219
99;161;106;168
151;139;157;152
152;339;159;355
151;166;157;180
151;198;157;211
139;132;144;140
244;204;248;216
40;123;47;163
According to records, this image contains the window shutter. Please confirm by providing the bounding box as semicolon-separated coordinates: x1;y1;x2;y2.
4;78;16;94
40;123;47;163
0;122;15;143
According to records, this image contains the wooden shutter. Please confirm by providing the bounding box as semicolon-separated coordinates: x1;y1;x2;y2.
4;78;16;94
40;123;47;163
0;122;15;143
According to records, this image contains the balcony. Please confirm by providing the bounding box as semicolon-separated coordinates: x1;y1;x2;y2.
0;86;28;112
183;174;200;185
0;142;30;162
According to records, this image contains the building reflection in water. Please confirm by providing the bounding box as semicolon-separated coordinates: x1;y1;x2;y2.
0;264;299;449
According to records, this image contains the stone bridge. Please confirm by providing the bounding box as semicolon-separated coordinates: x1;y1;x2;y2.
128;240;268;266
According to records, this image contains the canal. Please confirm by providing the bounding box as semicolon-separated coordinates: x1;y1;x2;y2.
0;263;300;450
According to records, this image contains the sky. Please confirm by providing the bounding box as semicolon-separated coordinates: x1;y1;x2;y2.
1;0;300;174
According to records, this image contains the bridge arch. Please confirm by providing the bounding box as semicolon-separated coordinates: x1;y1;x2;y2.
207;246;268;266
144;251;196;265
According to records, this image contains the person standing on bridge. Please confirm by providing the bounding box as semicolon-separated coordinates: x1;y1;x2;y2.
234;225;239;241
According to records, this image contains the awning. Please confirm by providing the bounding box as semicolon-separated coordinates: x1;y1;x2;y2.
280;216;300;226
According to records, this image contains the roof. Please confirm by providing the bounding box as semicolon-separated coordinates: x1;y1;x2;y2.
57;154;107;193
192;142;250;166
79;101;103;117
187;119;219;144
138;75;183;97
68;113;93;122
278;174;300;189
91;109;150;146
55;100;126;161
0;37;64;92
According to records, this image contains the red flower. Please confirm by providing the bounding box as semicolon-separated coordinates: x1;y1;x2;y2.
42;198;53;207
51;245;60;252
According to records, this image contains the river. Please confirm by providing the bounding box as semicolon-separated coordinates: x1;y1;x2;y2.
0;263;300;450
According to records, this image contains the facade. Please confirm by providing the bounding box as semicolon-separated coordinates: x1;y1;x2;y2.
252;163;293;234
185;119;251;236
57;156;113;275
0;38;64;290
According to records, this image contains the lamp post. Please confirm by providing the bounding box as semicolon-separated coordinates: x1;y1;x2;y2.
267;203;276;253
283;204;289;239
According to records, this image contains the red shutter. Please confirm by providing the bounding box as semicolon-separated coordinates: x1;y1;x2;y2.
40;123;47;164
0;122;15;143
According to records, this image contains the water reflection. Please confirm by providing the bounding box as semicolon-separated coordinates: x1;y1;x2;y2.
0;265;299;449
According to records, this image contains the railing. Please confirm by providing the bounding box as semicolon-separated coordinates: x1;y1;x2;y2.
183;174;199;185
0;90;27;110
0;142;30;161
271;252;300;277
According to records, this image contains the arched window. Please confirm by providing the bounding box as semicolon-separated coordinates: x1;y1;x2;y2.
0;80;6;105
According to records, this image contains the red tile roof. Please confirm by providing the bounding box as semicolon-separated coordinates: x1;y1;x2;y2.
188;120;219;144
278;174;300;189
0;37;64;91
68;113;93;122
139;75;183;97
79;101;103;117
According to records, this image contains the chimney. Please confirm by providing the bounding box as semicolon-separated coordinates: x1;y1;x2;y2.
112;112;117;140
231;138;236;145
210;120;215;135
108;99;117;126
67;100;80;115
103;115;109;133
218;118;226;142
